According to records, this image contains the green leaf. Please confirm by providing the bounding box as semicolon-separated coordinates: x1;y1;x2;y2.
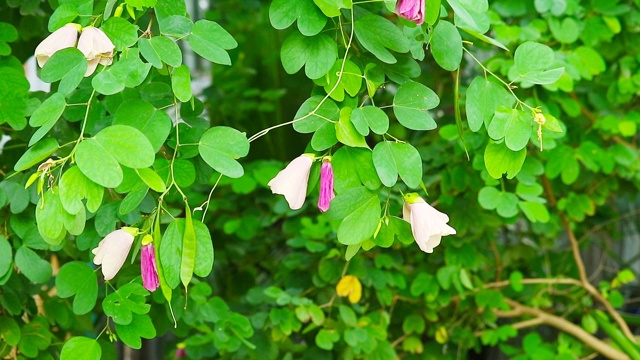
159;15;193;37
40;48;87;95
336;108;368;148
270;0;327;36
281;32;337;79
0;236;12;279
518;201;550;223
466;77;514;132
293;96;340;133
430;21;462;71
60;337;101;360
372;141;422;188
549;17;580;44
102;283;150;325
171;65;192;102
0;68;29;130
114;99;172;152
313;0;351;17
355;14;410;64
75;139;123;188
148;36;182;67
102;17;139;51
0;317;20;346
477;187;519;217
110;55;152;88
136;168;166;192
95;125;156;168
315;329;340;350
60;166;104;214
484;142;526;179
325;186;381;245
14;138;59;172
15;247;52;284
56;262;98;315
458;27;509;51
350;106;389;136
92;70;125;95
28;92;66;146
446;0;483;32
138;38;162;68
332;146;381;191
115;313;156;349
315;59;362;101
487;107;533;151
118;184;148;215
393;82;439;130
36;189;67;244
127;0;157;10
311;122;338;151
48;4;79;31
509;42;564;85
188;20;238;65
198;126;250;178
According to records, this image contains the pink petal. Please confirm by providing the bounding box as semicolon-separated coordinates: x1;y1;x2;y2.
141;244;160;291
318;161;335;212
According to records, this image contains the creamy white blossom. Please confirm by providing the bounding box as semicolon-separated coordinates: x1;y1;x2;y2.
34;24;80;67
403;194;456;253
268;154;314;210
77;26;115;77
92;228;136;281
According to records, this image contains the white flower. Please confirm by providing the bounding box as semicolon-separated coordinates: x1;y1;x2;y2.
34;24;80;67
77;26;115;77
403;193;456;253
268;154;314;210
92;228;136;281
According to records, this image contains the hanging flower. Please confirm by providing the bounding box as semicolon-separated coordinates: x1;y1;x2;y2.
403;193;456;253
92;227;136;281
34;23;81;67
396;0;426;25
77;26;115;77
317;157;335;213
268;154;314;210
140;235;160;292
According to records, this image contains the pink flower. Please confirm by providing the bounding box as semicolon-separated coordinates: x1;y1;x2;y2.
92;228;136;281
268;154;314;210
34;24;80;67
77;26;115;77
396;0;425;25
403;193;455;253
318;158;335;212
140;236;159;292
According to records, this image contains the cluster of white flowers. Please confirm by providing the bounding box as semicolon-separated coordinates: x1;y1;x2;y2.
34;23;115;77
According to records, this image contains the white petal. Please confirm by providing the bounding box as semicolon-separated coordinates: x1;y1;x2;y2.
78;27;115;60
84;58;99;77
34;25;79;67
409;202;433;252
268;155;313;210
91;229;134;280
406;200;456;254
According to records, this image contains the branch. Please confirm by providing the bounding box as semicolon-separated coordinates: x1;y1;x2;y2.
484;277;582;289
500;298;630;360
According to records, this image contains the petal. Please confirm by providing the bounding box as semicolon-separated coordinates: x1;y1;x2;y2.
84;58;100;77
268;155;313;210
78;28;115;60
34;25;79;67
409;202;433;251
93;229;134;281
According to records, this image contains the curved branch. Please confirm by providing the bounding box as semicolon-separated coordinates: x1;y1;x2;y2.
499;298;630;360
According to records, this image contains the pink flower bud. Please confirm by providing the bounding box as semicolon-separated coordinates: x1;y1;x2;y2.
396;0;426;25
92;228;136;281
77;26;115;77
317;159;335;213
402;194;455;253
268;154;314;210
34;24;80;67
141;241;160;292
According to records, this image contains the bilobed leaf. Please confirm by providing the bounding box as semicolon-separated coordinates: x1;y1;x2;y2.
281;32;337;79
313;0;351;17
115;313;156;349
15;247;52;284
510;42;564;85
102;283;150;325
332;146;381;192
198;126;250;178
430;21;463;71
59;166;104;214
393;82;439;130
484;142;526;179
372;141;422;188
56;262;98;315
0;317;20;346
336;108;367;148
270;0;327;36
326;187;381;245
102;17;139;51
188;20;238;65
159;15;193;37
0;68;29;130
60;337;101;360
310;122;338;151
95;125;156;168
466;77;514;132
14;138;59;172
110;55;152;89
446;0;482;32
114;99;172;152
40;48;87;95
350;106;389;136
487;106;533;151
316;59;362;101
171;65;192;102
136;168;166;192
92;70;125;95
48;4;79;31
118;184;148;215
293;96;340;133
75;139;123;188
355;14;410;64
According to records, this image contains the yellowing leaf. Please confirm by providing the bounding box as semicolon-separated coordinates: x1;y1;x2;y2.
336;275;362;303
435;326;448;344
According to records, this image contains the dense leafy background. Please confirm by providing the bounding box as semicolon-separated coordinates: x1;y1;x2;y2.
1;0;640;359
